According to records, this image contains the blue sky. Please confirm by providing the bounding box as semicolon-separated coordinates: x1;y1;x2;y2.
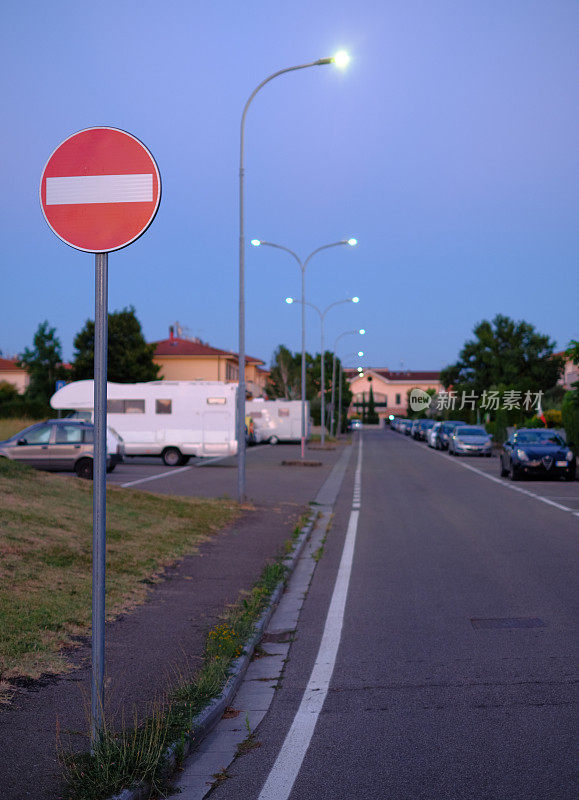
2;1;577;371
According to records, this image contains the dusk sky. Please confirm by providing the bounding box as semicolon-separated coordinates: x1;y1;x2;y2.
2;1;577;373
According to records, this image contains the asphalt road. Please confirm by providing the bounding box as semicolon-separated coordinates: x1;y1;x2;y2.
208;429;579;800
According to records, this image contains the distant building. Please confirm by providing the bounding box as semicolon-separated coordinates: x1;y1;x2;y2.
152;327;269;398
554;352;579;390
0;357;29;394
345;367;442;421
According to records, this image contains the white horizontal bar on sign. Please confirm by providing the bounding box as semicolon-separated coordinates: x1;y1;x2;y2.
46;174;153;205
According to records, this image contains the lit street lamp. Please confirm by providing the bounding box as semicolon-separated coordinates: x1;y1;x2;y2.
286;296;359;445
251;237;357;457
337;352;366;436
330;329;366;436
238;52;350;501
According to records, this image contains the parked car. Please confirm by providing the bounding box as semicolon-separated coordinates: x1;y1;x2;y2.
427;421;442;448
348;419;363;431
436;420;467;450
415;419;435;441
448;426;493;456
500;429;575;481
0;419;124;479
410;420;421;439
403;419;413;435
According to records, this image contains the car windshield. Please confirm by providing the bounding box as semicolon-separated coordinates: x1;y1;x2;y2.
443;422;464;432
420;421;434;427
458;428;487;437
516;431;565;446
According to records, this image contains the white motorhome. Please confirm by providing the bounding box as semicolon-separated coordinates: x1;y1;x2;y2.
50;380;238;465
246;399;309;444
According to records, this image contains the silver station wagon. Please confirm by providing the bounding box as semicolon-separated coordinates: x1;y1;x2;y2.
0;419;124;479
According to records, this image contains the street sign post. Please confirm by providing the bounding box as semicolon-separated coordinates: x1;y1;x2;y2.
40;127;161;743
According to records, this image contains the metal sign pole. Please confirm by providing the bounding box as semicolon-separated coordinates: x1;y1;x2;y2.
91;251;108;744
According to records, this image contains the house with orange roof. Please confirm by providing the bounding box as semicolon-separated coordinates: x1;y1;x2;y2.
152;327;269;398
344;367;442;421
0;357;29;394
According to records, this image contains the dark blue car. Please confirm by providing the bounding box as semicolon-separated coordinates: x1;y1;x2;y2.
500;429;576;481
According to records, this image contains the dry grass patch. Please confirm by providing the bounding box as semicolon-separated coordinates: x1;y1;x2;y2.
0;459;237;681
0;418;44;441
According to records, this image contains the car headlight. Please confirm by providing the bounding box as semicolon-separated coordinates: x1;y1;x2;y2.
516;448;529;461
567;450;574;461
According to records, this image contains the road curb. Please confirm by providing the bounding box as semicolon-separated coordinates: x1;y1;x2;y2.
108;509;318;800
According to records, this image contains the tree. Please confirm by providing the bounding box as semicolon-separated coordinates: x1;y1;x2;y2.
266;345;301;399
440;314;562;394
366;381;379;424
18;321;66;404
71;307;159;383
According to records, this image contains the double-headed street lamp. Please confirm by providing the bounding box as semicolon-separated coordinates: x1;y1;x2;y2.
238;52;351;502
286;296;359;445
330;329;366;436
251;238;358;457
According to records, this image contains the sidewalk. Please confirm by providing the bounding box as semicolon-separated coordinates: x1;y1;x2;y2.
0;443;344;800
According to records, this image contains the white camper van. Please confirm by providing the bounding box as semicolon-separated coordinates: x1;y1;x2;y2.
246;399;308;444
50;380;238;465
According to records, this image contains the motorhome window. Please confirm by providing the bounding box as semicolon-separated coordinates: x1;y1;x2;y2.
125;400;145;414
84;429;94;443
278;409;290;417
252;411;262;418
107;399;145;413
207;398;226;405
107;399;125;413
156;399;172;414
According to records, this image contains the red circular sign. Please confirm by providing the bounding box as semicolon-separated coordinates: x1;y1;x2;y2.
40;127;161;253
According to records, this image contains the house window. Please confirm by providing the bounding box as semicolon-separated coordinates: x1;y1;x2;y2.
278;409;289;417
251;411;262;418
226;362;239;380
156;399;172;414
395;393;401;405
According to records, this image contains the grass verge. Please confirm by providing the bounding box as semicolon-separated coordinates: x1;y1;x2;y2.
0;418;44;441
0;459;237;681
59;517;310;800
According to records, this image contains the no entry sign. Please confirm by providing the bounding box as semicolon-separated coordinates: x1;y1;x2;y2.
40;127;161;253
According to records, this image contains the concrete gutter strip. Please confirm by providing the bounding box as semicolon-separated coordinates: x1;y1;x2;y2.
108;446;352;800
108;513;317;800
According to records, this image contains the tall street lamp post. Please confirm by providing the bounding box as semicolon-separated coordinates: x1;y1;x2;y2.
238;52;350;502
251;238;357;457
286;296;359;445
330;329;365;436
338;353;366;436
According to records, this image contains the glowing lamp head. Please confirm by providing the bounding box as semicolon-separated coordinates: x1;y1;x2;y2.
359;329;366;335
333;50;351;69
357;366;363;372
250;239;261;247
347;238;358;247
351;296;360;303
358;351;364;357
285;297;294;304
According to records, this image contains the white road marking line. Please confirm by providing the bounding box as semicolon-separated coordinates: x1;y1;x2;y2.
120;466;191;488
410;438;578;517
257;436;363;800
46;173;153;205
195;454;235;467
